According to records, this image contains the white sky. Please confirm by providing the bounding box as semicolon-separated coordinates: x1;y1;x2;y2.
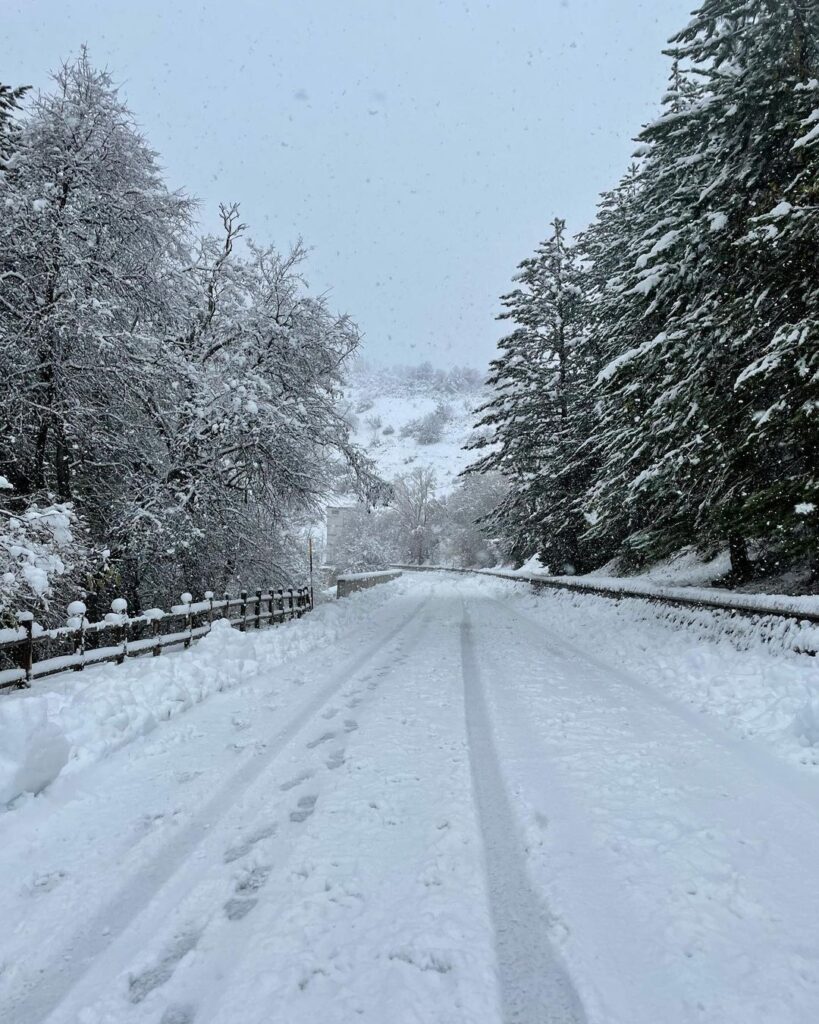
3;0;693;369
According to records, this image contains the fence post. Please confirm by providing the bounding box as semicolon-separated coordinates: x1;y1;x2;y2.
67;600;87;671
152;616;162;657
16;612;34;688
111;598;128;664
255;588;263;629
268;586;275;627
287;587;295;620
239;590;248;632
181;592;193;648
275;588;284;623
223;591;230;626
204;591;215;632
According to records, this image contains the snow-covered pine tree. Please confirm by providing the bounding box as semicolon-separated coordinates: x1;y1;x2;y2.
586;1;818;580
0;82;28;167
576;59;713;571
570;166;647;565
683;0;819;578
467;219;591;570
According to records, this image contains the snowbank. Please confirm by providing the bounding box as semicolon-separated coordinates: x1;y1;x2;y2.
464;572;819;771
0;576;406;809
0;697;70;804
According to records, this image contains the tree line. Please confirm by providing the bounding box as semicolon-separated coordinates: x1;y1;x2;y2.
0;53;382;623
469;0;818;586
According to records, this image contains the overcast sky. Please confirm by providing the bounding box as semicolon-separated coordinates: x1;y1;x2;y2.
4;0;693;369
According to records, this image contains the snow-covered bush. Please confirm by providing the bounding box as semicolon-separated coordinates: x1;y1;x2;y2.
0;498;90;623
401;402;454;446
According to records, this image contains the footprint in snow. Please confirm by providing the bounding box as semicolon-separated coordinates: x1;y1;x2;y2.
25;870;67;896
128;929;202;1004
343;719;358;733
161;1004;196;1024
290;795;317;823
306;731;335;749
223;897;258;921
280;771;312;791
224;864;271;921
223;822;277;863
326;750;345;770
321;707;339;720
236;865;271;893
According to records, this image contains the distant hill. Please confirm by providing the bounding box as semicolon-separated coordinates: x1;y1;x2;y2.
342;361;489;495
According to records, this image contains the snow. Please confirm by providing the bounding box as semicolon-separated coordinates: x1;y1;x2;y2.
768;200;793;219
2;571;819;1023
0;586;403;807
337;570;401;581
342;366;485;496
793;108;819;149
0;697;70;804
516;552;549;574
596;332;667;384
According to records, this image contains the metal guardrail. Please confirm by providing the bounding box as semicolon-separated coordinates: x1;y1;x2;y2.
391;564;819;633
0;586;312;692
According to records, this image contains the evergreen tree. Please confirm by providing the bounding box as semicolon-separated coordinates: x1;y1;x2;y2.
586;1;819;579
0;82;28;167
468;219;591;570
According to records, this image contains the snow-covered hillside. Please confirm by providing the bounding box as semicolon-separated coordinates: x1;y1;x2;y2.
342;362;487;495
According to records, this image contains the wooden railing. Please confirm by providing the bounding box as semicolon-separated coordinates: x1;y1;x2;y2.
0;586;312;692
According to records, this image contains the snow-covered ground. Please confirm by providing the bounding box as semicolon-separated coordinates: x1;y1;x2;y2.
2;571;819;1023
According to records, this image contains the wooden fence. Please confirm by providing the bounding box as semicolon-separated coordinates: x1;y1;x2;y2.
0;586;312;692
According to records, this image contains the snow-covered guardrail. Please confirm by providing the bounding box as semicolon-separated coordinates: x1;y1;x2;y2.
0;586;312;692
391;564;819;639
337;570;402;599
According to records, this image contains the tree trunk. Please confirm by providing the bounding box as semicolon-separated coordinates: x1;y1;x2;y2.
55;421;72;500
728;533;752;584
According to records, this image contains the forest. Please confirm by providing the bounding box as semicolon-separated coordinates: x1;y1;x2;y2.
2;1;818;626
469;0;818;588
0;55;383;623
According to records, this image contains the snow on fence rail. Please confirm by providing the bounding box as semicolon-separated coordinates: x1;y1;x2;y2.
391;565;819;655
0;586;312;692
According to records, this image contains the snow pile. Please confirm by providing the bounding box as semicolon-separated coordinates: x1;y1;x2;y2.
0;577;407;808
0;697;70;804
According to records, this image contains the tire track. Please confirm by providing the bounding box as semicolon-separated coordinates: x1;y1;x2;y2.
1;594;430;1024
460;601;586;1024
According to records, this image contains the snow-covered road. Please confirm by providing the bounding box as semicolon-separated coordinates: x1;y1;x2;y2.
2;572;819;1023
